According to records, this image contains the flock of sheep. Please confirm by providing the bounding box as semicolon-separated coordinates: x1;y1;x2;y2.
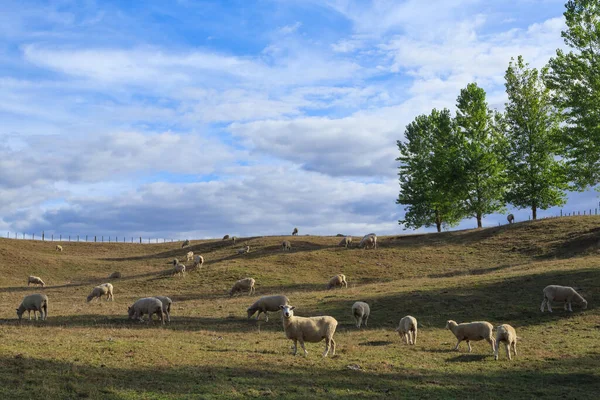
16;230;589;361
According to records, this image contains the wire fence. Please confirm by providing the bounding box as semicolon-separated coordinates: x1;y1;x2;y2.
2;232;184;244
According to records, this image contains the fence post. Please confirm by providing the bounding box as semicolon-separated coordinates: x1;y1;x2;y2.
102;236;104;242
42;231;44;241
584;210;586;215
94;236;97;242
108;236;110;243
86;235;88;242
77;235;79;242
33;233;35;240
69;235;71;241
139;237;142;244
131;237;133;243
60;234;62;241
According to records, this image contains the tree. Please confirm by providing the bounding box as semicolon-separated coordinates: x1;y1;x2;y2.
396;109;464;232
545;0;600;188
455;83;506;228
503;56;568;219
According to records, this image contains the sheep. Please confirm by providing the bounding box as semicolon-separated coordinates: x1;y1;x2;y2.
186;251;194;261
109;271;122;279
128;297;164;325
339;236;353;248
86;283;114;302
232;236;237;244
282;240;292;251
494;324;518;360
16;293;48;322
55;245;63;252
192;255;204;270
445;320;495;354
351;301;370;328
292;227;298;236
358;233;377;249
540;285;587;312
172;259;186;277
181;239;190;248
229;278;256;297
327;274;347;290
152;296;173;323
247;295;289;322
223;234;230;240
27;275;45;287
280;305;338;357
507;214;515;224
237;245;250;255
395;316;418;345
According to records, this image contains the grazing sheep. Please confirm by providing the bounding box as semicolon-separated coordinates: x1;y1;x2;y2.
172;260;186;277
55;245;63;252
237;245;250;255
495;324;518;360
292;227;298;236
327;274;348;290
223;235;230;240
282;240;292;251
181;239;190;248
540;285;587;312
358;233;377;249
27;275;45;287
247;295;289;322
153;296;173;323
280;305;338;357
339;236;353;248
229;278;256;297
109;271;122;279
128;297;164;325
86;283;114;302
507;214;515;224
192;255;204;270
351;301;370;328
16;293;48;322
396;316;418;345
445;320;495;354
186;251;194;262
232;236;237;244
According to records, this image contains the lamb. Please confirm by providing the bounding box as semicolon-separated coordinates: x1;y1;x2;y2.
395;316;418;345
128;297;164;325
172;259;186;277
247;295;289;322
181;239;190;248
152;296;173;323
55;245;63;252
193;255;204;269
229;278;256;297
280;305;338;357
358;233;377;249
292;227;298;236
186;251;194;262
494;324;518;360
282;240;292;251
16;293;48;322
540;285;587;312
223;235;230;240
109;271;122;279
237;245;250;255
86;283;114;302
339;236;353;248
351;301;370;328
27;275;45;287
445;320;495;354
507;214;515;224
327;274;348;289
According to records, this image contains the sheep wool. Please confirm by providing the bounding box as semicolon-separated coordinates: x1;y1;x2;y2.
280;305;338;357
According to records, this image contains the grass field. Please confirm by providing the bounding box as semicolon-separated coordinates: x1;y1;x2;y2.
0;217;599;399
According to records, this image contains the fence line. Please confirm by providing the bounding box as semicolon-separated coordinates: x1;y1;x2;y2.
3;231;179;244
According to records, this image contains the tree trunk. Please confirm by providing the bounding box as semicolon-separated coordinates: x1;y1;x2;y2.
476;213;482;228
435;209;442;233
532;205;537;220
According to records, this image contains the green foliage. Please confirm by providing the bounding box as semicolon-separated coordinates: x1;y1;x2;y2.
545;0;600;188
503;56;568;219
455;83;506;228
397;109;463;232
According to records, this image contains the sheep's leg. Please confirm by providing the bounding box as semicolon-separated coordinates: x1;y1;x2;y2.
487;338;495;354
159;310;164;325
567;301;573;312
364;315;368;327
299;340;308;356
331;338;336;356
264;312;269;322
165;311;170;323
413;328;417;345
505;342;511;360
540;298;546;312
512;341;517;357
466;340;472;353
323;339;330;357
494;342;499;360
403;333;408;344
291;339;298;355
256;310;262;320
453;339;461;351
27;310;31;320
547;300;553;313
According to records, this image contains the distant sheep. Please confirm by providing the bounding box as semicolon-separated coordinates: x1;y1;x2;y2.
396;316;418;345
172;259;186;277
292;227;298;236
16;293;48;322
445;320;495;353
358;233;377;249
507;214;515;224
495;324;518;360
181;239;190;248
351;301;370;328
540;285;587;312
237;245;250;255
55;245;63;252
192;255;204;270
282;240;292;251
229;278;256;297
27;275;45;287
223;235;230;240
339;236;352;248
232;236;237;244
86;283;114;302
128;297;164;325
109;271;122;279
280;305;338;357
186;251;194;261
247;295;289;322
153;296;173;323
327;274;347;290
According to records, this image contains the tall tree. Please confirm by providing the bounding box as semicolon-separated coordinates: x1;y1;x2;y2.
396;109;463;232
455;83;506;228
545;0;600;188
504;56;568;219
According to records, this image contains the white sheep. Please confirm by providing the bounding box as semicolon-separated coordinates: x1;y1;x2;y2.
237;245;250;255
495;324;518;360
540;285;587;312
109;271;122;279
55;245;63;252
282;240;292;251
153;296;173;323
358;233;377;249
280;305;338;357
16;293;48;322
27;275;45;287
128;297;164;325
327;274;347;290
507;214;515;224
232;236;237;244
445;320;495;353
339;236;352;248
86;283;114;302
292;227;298;236
186;251;194;262
396;315;418;345
351;301;370;328
247;295;289;322
193;255;204;269
172;259;186;277
181;239;190;248
229;278;256;297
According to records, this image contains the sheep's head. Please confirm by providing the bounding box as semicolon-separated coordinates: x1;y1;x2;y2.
582;299;588;309
86;294;93;302
16;308;23;319
127;306;135;319
445;320;456;330
280;305;296;319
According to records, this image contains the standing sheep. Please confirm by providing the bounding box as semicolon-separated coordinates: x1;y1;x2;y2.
186;251;194;262
193;255;204;270
495;324;518;360
282;240;292;251
507;214;515;224
27;275;45;287
351;301;370;328
327;274;348;290
237;245;250;255
339;236;352;248
153;296;173;323
16;293;48;322
86;283;114;302
55;245;63;252
280;305;338;357
181;239;190;248
540;285;587;312
229;278;256;297
232;236;237;244
445;320;495;354
292;227;298;236
128;297;164;325
396;316;418;345
172;259;186;277
247;295;289;322
358;233;377;249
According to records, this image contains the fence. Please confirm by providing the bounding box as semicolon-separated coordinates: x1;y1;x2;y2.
3;232;183;244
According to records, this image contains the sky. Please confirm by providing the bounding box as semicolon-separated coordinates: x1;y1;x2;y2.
0;0;598;240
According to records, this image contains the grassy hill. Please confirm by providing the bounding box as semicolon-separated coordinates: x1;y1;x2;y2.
0;217;599;399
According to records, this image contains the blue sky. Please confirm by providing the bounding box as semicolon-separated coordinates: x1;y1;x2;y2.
0;0;597;239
